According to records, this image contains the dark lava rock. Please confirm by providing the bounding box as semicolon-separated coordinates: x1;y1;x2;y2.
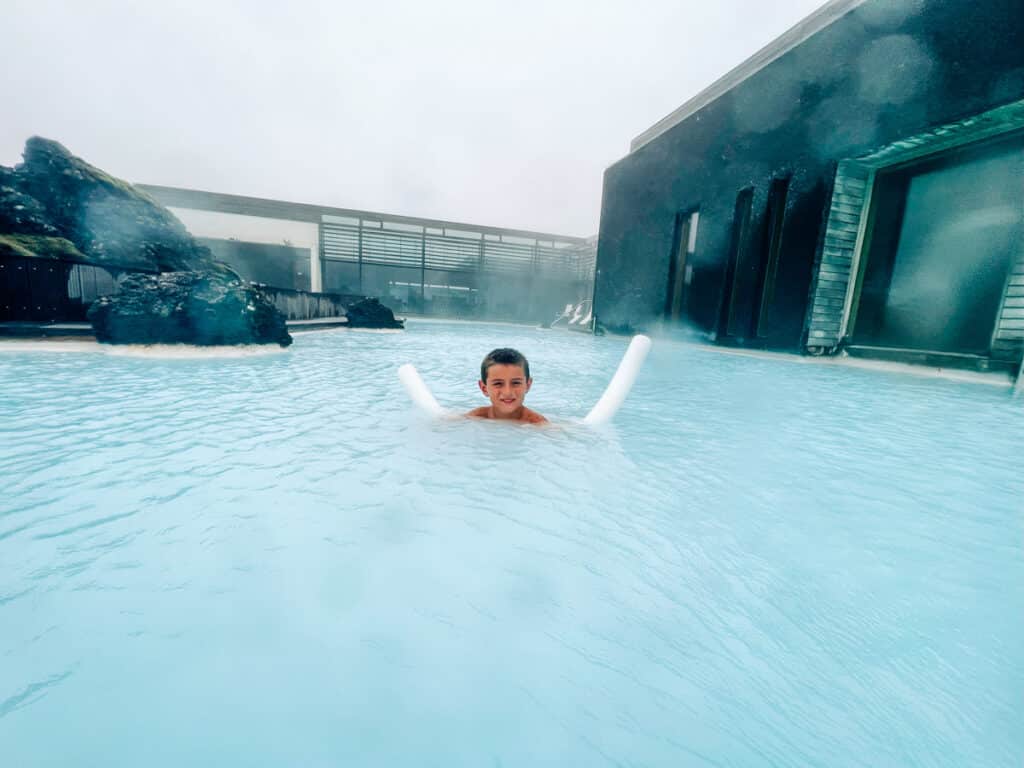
87;271;292;347
4;137;229;274
345;296;404;329
0;166;59;237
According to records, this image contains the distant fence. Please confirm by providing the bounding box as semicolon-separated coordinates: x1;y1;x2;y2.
0;258;120;322
68;263;120;307
260;286;357;320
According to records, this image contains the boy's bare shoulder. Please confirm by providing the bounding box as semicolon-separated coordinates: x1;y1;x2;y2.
464;406;548;424
522;408;548;424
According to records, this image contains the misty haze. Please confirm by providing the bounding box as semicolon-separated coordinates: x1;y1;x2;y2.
1;1;1022;767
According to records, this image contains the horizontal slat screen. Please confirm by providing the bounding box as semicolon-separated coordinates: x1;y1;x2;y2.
321;221;594;281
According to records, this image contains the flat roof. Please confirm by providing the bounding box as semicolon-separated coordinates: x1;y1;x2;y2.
629;0;868;153
137;184;591;245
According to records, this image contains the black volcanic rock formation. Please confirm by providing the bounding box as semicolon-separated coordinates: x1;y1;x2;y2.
87;271;292;347
344;296;405;329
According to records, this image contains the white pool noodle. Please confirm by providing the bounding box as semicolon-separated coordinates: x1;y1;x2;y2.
398;364;448;417
583;335;652;426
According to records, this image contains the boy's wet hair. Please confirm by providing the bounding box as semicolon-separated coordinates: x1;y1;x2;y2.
481;348;530;382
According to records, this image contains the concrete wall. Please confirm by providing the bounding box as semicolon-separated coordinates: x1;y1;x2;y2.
199;238;312;292
168;208;322;291
594;0;1024;349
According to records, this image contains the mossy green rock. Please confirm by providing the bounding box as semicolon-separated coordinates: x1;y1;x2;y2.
1;137;229;274
0;234;85;261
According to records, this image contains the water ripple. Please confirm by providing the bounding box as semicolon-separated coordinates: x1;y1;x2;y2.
0;670;74;720
0;323;1021;766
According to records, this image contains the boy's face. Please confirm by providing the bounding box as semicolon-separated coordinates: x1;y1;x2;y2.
479;363;532;416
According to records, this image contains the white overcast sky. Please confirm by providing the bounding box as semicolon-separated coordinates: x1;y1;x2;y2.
1;0;826;236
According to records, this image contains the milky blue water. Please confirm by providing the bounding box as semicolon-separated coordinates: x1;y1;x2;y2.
1;321;1021;767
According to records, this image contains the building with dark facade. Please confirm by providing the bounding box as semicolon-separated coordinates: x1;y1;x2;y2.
593;0;1024;374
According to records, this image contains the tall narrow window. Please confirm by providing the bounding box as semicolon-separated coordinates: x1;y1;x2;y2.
720;189;754;338
665;210;699;321
753;177;790;337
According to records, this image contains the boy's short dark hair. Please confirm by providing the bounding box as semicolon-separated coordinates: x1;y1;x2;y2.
481;348;530;382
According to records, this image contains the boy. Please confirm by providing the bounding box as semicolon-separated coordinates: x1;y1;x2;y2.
466;348;548;423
